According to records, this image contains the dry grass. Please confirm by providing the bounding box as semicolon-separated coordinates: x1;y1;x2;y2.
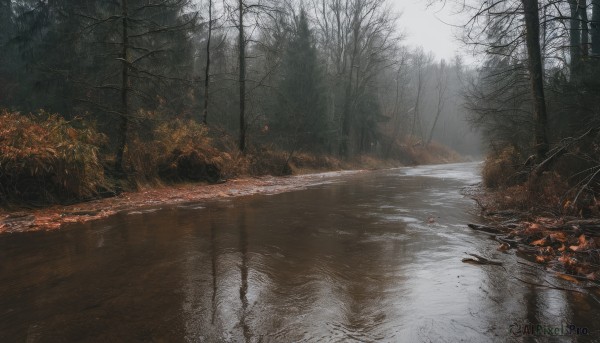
388;137;464;165
0;110;109;204
289;152;343;173
480;147;573;214
0;108;469;207
124;112;233;184
481;146;523;189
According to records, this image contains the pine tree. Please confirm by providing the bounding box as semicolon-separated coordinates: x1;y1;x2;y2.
277;9;327;151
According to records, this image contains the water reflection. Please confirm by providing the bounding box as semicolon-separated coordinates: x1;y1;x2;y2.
211;218;217;325
0;163;598;342
238;210;251;343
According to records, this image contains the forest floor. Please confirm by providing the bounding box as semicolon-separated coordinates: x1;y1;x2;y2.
0;170;369;234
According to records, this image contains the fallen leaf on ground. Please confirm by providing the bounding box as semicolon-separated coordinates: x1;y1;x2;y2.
497;242;510;251
523;224;545;236
536;255;553;263
556;273;579;283
558;254;577;267
570;234;595;251
549;232;567;243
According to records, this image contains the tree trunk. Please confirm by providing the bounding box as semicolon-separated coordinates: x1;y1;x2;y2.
385;68;403;158
592;0;600;55
0;0;11;43
339;19;360;158
427;107;442;146
427;84;445;146
522;0;549;159
238;0;246;152
411;67;423;141
570;1;582;78
202;0;212;125
428;62;447;146
339;71;354;157
115;0;130;175
580;0;590;57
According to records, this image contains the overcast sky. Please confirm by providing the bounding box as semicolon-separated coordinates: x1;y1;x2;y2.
393;0;467;62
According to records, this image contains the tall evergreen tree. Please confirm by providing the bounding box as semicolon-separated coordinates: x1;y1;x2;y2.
0;0;14;105
277;9;327;151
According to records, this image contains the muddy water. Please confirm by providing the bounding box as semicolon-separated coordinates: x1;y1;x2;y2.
1;162;598;342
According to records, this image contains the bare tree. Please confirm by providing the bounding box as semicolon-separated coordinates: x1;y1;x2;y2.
593;0;600;54
313;0;401;157
580;0;590;57
203;0;213;125
570;0;582;78
384;50;409;158
79;0;198;174
410;48;432;143
522;0;549;158
238;0;246;152
427;60;449;146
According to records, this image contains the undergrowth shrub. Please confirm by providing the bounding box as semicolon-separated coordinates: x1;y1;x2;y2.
289;152;342;172
125;111;232;183
482;146;523;189
0;110;108;204
246;146;293;176
387;137;464;165
489;172;570;213
481;146;580;215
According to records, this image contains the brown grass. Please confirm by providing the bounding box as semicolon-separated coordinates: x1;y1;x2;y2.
388;137;464;165
124;111;233;184
481;146;523;189
480;147;573;214
0;110;109;204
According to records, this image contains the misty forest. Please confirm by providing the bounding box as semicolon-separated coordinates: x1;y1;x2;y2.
1;0;600;341
0;0;482;203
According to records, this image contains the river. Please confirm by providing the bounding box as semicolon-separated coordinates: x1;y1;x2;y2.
1;162;598;342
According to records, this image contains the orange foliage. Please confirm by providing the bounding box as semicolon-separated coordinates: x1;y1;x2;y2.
0;110;108;204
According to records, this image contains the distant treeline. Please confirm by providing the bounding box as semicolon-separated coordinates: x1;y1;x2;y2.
0;0;479;175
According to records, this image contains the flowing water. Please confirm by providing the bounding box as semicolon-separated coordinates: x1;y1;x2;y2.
1;162;598;342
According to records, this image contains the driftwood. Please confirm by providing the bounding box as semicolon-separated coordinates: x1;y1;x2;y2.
462;253;504;266
543;219;600;237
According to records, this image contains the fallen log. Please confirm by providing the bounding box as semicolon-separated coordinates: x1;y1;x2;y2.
462;253;504;266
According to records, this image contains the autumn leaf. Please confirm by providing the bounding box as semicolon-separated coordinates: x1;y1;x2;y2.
541;246;554;255
535;255;553;263
549;232;566;243
570;234;595;252
67;128;78;139
558;254;577;267
556;273;579;283
524;222;544;235
497;242;510;251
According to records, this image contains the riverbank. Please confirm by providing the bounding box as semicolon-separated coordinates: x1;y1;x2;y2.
0;170;372;234
468;184;600;284
0;137;466;234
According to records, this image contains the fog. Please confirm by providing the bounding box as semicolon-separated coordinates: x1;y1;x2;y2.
0;0;483;167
